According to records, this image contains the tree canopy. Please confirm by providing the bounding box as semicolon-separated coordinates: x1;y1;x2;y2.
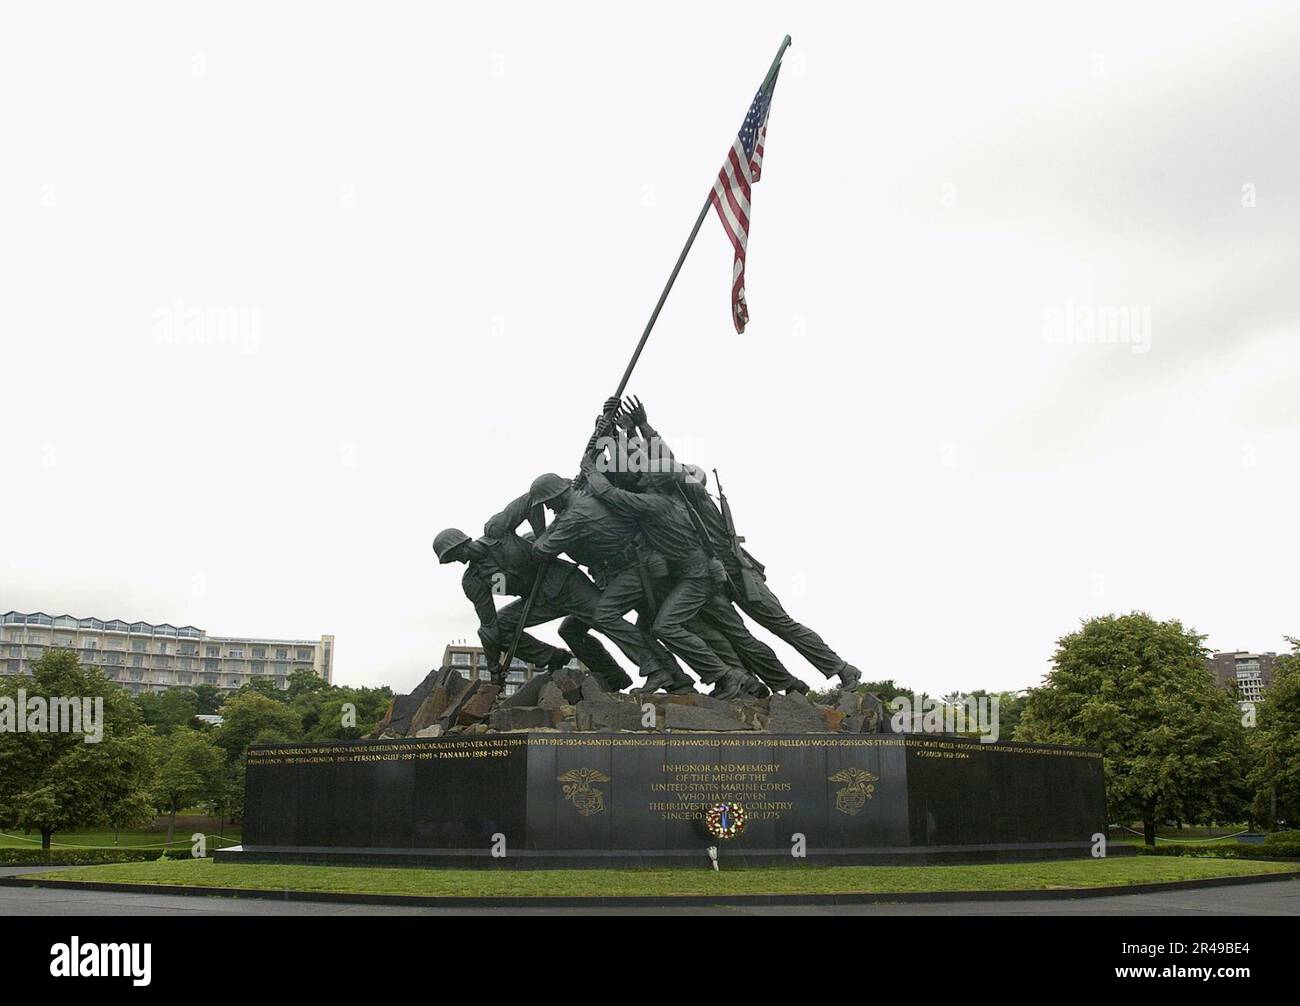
153;727;225;841
1248;637;1300;827
1018;612;1249;844
0;650;156;848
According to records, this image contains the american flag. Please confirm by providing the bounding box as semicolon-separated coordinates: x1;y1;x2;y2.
709;59;783;333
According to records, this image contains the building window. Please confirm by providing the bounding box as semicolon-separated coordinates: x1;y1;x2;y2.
252;646;266;658
296;648;311;660
206;645;220;657
452;652;471;666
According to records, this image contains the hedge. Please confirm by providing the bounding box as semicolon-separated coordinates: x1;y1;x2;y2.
1135;835;1300;860
0;848;206;866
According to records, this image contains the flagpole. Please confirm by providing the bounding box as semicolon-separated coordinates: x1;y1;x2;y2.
496;35;791;681
610;34;791;401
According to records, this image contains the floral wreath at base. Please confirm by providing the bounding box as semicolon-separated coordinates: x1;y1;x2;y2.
702;802;747;841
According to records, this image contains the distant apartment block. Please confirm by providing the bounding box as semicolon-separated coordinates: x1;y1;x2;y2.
440;641;583;697
1207;650;1278;710
2;610;334;695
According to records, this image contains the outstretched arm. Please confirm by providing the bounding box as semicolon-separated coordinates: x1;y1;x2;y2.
622;395;687;473
483;492;544;539
620;396;706;487
533;508;581;561
580;395;624;471
586;467;672;518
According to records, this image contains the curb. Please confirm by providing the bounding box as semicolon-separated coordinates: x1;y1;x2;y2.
1;869;1296;909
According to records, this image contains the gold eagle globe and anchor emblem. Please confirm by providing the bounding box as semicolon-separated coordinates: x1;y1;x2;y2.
558;767;610;817
828;767;879;816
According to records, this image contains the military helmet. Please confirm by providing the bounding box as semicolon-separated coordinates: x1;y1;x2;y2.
528;472;571;508
433;528;471;563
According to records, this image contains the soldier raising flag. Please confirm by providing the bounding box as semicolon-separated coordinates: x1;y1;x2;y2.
433;37;863;696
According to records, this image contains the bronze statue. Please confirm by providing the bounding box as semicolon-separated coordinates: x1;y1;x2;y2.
434;396;862;699
434;491;633;690
529;470;695;693
618;397;862;691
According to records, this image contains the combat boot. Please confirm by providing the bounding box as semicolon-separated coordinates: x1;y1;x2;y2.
836;662;862;690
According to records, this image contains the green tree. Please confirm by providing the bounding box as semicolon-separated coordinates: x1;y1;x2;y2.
956;689;1028;740
214;691;301;762
1248;638;1300;828
860;679;917;707
809;677;915;707
237;677;287;703
0;650;156;849
286;669;329;700
153;727;225;843
210;760;245;834
135;688;200;734
191;683;223;715
1018;612;1248;845
295;684;393;742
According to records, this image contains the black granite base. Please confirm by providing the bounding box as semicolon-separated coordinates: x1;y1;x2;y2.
223;732;1106;869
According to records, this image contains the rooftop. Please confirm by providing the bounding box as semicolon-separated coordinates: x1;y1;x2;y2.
3;610;327;646
4;610;204;637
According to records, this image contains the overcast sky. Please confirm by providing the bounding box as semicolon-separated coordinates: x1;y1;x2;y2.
3;2;1297;697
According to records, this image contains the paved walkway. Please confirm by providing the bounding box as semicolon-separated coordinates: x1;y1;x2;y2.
1;877;1295;915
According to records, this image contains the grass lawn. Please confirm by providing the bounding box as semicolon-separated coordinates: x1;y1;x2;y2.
27;856;1297;899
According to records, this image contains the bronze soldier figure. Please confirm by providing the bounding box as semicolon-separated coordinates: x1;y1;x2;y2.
578;415;777;697
433;492;635;691
620;396;862;690
528;472;696;693
432;522;572;681
577;455;756;699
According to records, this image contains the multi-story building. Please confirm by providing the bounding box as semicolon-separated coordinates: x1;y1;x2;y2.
1;610;333;695
440;640;583;697
1207;651;1279;711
